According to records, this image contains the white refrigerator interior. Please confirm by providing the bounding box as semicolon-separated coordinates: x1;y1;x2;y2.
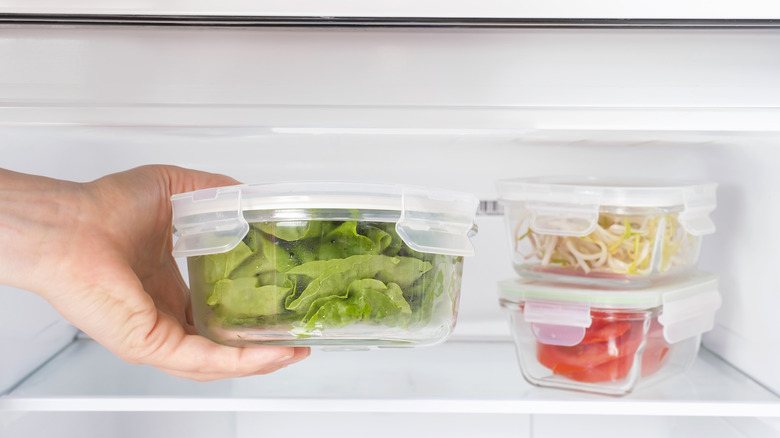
1;22;780;437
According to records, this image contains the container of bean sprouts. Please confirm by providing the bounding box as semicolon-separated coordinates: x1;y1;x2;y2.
496;177;717;287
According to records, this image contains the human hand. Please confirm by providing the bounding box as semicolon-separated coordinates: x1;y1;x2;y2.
0;165;309;381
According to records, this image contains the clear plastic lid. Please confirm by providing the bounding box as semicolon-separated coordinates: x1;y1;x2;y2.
498;271;721;345
495;176;717;236
171;181;479;258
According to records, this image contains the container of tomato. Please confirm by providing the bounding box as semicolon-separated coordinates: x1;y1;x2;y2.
498;271;720;395
496;177;717;287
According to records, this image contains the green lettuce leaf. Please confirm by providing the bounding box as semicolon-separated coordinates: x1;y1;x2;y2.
198;241;254;284
301;279;411;323
189;219;458;336
316;221;389;259
208;277;291;317
375;223;403;256
228;253;275;280
283;255;431;313
256;220;337;242
303;279;413;330
284;267;359;312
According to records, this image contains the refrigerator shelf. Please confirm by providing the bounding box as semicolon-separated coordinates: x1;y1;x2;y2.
2;338;778;417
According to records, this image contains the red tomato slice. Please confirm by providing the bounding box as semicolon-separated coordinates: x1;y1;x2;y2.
537;331;643;371
640;319;671;377
560;354;635;383
640;345;669;377
592;310;650;321
536;319;646;383
580;320;632;344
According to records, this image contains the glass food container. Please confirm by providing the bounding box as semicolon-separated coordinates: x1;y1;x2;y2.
496;177;717;287
498;272;721;396
171;182;479;348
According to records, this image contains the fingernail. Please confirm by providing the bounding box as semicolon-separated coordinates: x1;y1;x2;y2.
273;349;296;364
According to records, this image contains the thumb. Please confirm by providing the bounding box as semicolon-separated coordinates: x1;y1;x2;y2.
157;165;241;196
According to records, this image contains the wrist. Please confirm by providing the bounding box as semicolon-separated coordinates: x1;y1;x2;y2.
0;169;87;296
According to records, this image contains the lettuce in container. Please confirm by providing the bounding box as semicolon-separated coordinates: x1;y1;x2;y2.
172;182;478;348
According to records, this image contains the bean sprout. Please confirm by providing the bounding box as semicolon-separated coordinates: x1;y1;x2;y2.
515;211;695;276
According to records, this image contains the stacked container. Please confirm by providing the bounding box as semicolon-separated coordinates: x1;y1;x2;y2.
496;176;721;395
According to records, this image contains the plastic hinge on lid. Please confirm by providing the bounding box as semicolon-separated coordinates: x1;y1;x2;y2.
525;184;602;237
396;186;479;257
679;183;718;236
171;186;249;258
524;300;592;346
658;280;721;344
